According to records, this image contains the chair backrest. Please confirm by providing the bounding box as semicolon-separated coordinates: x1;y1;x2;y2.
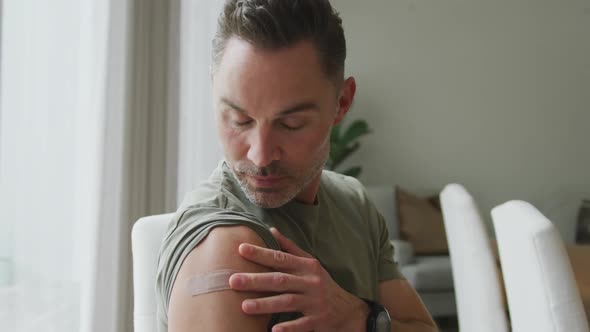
440;184;509;332
492;200;589;332
131;213;175;332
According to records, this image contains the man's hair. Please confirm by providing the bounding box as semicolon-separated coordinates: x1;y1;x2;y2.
212;0;346;83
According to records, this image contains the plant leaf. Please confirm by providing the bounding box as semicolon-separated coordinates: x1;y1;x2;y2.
330;123;341;144
340;120;370;148
330;142;360;171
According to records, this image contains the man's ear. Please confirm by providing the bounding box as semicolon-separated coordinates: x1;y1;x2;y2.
333;77;356;125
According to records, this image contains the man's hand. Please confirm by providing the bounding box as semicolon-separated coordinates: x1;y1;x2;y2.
229;227;369;332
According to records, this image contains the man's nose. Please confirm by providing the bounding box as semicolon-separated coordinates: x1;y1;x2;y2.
246;126;281;168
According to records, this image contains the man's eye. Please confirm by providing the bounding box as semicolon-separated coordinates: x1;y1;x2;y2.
230;117;253;127
281;123;304;131
233;120;252;127
281;118;305;131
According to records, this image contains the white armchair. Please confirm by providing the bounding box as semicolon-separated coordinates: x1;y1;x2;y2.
131;213;174;332
440;183;509;332
492;200;589;332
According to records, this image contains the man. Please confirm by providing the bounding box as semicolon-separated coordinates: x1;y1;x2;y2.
156;0;436;331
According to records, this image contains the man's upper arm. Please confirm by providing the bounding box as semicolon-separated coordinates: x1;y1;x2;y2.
168;225;273;332
379;279;436;329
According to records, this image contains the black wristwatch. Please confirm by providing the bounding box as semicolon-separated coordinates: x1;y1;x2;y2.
363;298;391;332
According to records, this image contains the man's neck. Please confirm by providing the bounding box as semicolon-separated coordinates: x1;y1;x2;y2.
294;173;322;205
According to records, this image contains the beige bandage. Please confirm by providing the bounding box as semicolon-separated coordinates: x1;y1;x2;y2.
185;269;239;296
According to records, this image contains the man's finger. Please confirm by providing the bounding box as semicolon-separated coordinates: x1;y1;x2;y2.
241;293;306;315
271;315;316;332
229;272;308;293
270;227;313;258
238;243;312;272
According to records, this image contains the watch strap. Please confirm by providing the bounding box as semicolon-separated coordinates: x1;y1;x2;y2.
361;298;390;332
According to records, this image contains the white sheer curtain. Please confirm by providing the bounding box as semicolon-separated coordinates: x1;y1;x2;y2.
173;0;224;203
0;0;224;331
0;0;131;331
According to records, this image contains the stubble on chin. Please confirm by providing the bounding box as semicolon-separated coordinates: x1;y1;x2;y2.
228;164;300;208
227;136;330;208
227;156;326;209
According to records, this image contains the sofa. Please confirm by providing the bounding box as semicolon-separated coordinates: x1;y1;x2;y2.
365;185;456;318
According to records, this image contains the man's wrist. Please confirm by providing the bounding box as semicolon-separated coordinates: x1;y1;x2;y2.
362;298;392;332
346;296;371;332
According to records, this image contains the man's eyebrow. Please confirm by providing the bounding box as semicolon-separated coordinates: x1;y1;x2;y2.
220;97;247;115
220;97;319;116
278;102;319;116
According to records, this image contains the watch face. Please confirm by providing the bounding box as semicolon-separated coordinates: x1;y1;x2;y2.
375;311;391;332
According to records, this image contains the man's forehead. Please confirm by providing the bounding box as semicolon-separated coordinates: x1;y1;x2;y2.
212;37;343;115
217;37;324;74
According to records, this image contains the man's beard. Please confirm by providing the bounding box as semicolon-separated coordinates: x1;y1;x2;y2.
228;145;329;209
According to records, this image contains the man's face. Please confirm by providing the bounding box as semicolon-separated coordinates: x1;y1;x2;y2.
212;38;354;208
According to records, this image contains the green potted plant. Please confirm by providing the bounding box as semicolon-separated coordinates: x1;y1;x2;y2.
325;119;371;178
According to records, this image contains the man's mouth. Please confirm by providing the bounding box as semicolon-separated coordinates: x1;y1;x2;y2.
247;175;285;188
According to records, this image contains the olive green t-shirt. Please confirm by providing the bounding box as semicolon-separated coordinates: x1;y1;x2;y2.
155;161;403;331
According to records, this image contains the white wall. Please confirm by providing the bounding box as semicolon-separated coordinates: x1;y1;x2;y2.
336;0;590;241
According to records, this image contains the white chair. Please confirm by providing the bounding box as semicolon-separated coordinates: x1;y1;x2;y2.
131;213;174;332
492;200;589;332
440;184;509;332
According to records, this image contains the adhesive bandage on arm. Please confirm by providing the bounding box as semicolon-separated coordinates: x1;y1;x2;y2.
185;269;239;296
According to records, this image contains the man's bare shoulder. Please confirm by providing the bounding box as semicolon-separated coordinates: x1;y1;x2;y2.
168;225;273;332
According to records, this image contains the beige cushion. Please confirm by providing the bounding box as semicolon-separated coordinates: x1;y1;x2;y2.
396;187;448;255
568;245;590;326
